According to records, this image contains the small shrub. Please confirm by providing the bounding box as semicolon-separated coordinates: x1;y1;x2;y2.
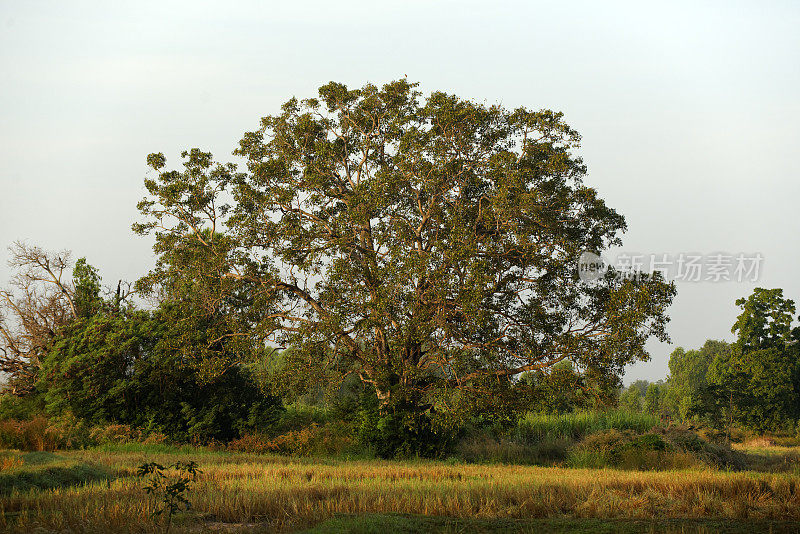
226;432;274;454
45;414;94;449
279;403;331;431
633;433;668;451
142;432;169;445
773;435;800;447
357;395;460;459
568;428;704;470
89;424;136;445
255;425;319;455
0;393;46;421
667;428;707;452
0;415;174;451
138;461;201;534
661;426;746;470
228;423;357;456
305;422;358;456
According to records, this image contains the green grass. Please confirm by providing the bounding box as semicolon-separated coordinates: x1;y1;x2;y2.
0;452;111;495
516;409;659;443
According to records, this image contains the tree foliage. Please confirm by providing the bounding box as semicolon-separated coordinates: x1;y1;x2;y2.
0;242;87;395
135;80;676;429
40;276;282;442
732;288;797;352
664;340;730;422
697;289;800;435
0;242;282;442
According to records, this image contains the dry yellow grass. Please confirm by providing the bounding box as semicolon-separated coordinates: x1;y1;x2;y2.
1;449;800;532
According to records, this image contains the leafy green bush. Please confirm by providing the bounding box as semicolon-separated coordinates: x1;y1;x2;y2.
567;429;683;470
356;393;460;459
661;427;746;470
278;403;331;431
0;392;46;421
40;306;285;444
564;426;748;470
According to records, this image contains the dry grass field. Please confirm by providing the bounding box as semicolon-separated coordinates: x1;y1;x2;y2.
1;446;800;533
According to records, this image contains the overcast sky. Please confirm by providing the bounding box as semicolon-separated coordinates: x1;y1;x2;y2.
1;0;798;383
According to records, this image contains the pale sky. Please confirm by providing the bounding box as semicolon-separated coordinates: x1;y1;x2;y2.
1;1;799;383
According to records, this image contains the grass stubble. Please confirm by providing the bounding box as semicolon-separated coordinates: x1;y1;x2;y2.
1;447;799;533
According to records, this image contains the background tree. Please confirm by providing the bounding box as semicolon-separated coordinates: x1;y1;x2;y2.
618;381;645;412
732;288;796;352
642;382;663;416
700;289;799;436
135;80;676;448
0;242;79;395
663;340;730;423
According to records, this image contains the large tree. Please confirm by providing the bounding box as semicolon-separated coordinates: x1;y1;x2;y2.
135;80;675;421
732;288;797;352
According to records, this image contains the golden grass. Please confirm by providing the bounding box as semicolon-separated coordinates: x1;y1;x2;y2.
1;449;800;532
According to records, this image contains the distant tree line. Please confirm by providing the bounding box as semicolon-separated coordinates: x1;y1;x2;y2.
618;288;800;436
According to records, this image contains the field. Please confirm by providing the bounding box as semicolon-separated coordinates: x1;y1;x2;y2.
1;445;800;533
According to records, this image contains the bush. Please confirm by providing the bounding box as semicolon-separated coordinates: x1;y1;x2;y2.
356;394;460;459
40;310;285;444
565;426;747;471
0;417;62;451
278;403;331;431
0;414;173;451
0;392;46;421
228;422;357;456
661;426;746;470
567;429;684;470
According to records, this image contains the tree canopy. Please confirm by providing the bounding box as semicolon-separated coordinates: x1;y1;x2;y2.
135;80;675;422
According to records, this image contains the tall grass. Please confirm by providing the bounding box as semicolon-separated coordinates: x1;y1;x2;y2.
516;409;659;443
0;416;169;451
